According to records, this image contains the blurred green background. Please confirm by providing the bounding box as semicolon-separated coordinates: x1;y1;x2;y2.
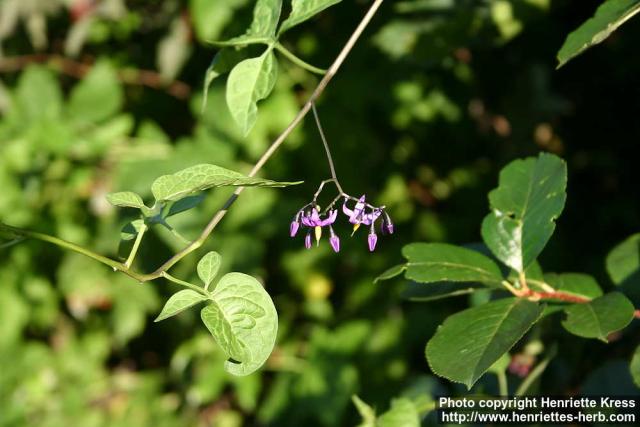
1;0;639;425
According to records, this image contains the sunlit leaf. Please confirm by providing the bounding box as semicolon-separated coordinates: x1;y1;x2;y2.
557;0;640;68
561;292;634;342
202;49;248;112
201;272;278;376
106;191;147;209
151;163;300;203
248;0;282;37
377;398;420;427
155;290;207;322
352;395;376;427
197;251;222;290
279;0;342;35
481;153;567;273
226;51;278;135
426;298;543;389
544;273;603;299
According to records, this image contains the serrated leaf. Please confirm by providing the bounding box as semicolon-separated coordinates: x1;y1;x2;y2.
561;292;634;342
544;273;603;299
631;345;640;388
426;298;543;389
377;398;420;427
198;251;222;290
202;49;248;112
226;51;278;135
279;0;342;34
401;243;504;287
606;233;640;287
106;191;147;209
151;163;300;203
557;0;640;68
481;153;567;273
200;272;278;376
155;289;207;322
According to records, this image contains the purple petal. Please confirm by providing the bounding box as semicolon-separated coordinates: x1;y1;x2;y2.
319;209;338;226
301;216;314;227
342;202;354;217
385;223;394;234
305;233;312;249
290;221;299;237
330;234;340;253
368;233;378;252
310;209;321;222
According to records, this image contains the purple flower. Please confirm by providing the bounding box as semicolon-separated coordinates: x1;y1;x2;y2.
368;231;378;252
301;208;337;227
305;232;312;249
329;227;340;253
290;220;300;237
381;210;394;235
343;196;382;237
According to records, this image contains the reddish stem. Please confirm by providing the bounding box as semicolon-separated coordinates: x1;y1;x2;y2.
525;290;640;319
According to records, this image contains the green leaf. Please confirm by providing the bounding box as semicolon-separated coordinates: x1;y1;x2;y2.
631;345;640;388
166;194;205;217
202;49;248;112
557;0;640;68
106;191;147;210
154;290;207;322
606;233;640;286
226;51;278;135
544;273;603;299
150;163;300;203
377;398;420;427
401;243;504;287
67;60;122;124
200;272;278;376
374;263;406;282
197;251;222;290
352;395;376;427
426;298;543;389
402;282;483;302
120;219;145;241
278;0;342;35
15;65;63;123
481;153;567;273
248;0;282;37
561;292;634;342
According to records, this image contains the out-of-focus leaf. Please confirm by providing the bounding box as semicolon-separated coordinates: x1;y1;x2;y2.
278;0;342;35
400;243;504;287
481;153;567;273
202;48;248;112
375;264;406;282
248;0;282;37
426;298;543;389
352;395;376;427
561;292;634;342
190;0;247;41
120;219;145;241
557;0;640;68
631;345;640;388
226;51;278;135
377;398;420;427
157;16;191;82
14;65;63;122
606;233;640;287
155;289;207;322
201;272;278;376
151;163;300;203
67;60;122;125
197;251;221;290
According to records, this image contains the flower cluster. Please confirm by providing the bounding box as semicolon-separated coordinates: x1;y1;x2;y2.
290;195;393;252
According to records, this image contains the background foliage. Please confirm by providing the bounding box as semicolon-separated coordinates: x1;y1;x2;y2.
1;0;639;426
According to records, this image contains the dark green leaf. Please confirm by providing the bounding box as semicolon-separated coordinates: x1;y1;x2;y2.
562;292;634;342
545;273;603;299
201;272;278;376
481;153;567;273
279;0;342;35
426;298;543;389
165;194;205;217
606;233;640;287
402;282;483;302
226;51;278;135
154;289;207;322
374;264;406;282
557;0;640;68
401;243;504;287
151;163;300;203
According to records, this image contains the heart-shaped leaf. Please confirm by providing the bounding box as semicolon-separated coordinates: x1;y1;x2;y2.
201;272;278;376
155;289;207;322
481;153;567;273
151;163;300;203
561;292;634;342
426;298;543;389
198;251;222;291
279;0;342;35
226;51;278;135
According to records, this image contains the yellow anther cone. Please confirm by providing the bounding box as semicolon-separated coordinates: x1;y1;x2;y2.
315;226;322;245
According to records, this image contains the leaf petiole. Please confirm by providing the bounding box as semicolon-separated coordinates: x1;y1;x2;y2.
161;271;209;297
274;42;327;75
124;222;147;269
